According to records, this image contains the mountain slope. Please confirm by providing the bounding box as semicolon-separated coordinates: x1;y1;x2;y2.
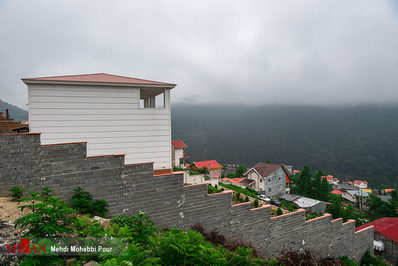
0;99;28;121
171;104;398;188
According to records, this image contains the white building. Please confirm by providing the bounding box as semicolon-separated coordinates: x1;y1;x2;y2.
23;73;176;171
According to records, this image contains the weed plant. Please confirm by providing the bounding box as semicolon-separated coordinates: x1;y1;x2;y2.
8;186;25;201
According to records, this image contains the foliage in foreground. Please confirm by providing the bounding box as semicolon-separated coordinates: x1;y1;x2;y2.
12;188;386;266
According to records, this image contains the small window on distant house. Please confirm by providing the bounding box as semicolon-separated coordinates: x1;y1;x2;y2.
268;188;271;192
260;179;263;183
278;186;282;190
268;179;271;182
279;176;281;181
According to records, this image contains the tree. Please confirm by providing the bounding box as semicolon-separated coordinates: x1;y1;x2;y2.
328;194;342;219
235;164;247;178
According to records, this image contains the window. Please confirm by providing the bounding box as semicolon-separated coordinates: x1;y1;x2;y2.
268;179;271;182
279;176;282;181
260;179;263;183
139;88;165;109
268;188;271;192
278;186;282;190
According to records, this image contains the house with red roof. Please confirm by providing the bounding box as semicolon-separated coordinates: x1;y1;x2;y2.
23;73;176;172
353;180;368;189
242;163;291;197
331;189;342;195
172;140;189;168
190;160;223;179
321;175;339;185
356;218;398;263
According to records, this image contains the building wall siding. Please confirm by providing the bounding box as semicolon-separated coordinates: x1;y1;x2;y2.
28;84;172;169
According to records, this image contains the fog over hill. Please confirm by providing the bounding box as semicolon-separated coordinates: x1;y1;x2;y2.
0;99;28;121
171;104;398;189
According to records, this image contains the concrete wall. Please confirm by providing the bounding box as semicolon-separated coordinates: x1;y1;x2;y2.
374;232;398;264
0;133;373;262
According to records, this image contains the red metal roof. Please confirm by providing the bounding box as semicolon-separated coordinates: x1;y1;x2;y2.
354;180;368;185
331;189;342;195
22;73;175;86
172;140;187;149
191;160;222;170
355;218;398;243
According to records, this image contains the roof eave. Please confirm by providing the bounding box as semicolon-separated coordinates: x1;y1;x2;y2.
22;79;177;89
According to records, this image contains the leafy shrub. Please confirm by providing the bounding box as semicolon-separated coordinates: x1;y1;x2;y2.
253;199;259;208
92;199;109;217
245;196;249;202
71;187;93;214
208;184;223;194
360;250;389;266
219;183;258;198
110;211;158;246
15;187;76;237
276;207;283;216
8;186;25;201
70;187;109;217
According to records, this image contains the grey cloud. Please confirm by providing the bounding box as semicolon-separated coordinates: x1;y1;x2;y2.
1;0;398;109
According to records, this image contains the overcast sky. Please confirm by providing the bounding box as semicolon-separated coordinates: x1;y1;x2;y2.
1;0;398;109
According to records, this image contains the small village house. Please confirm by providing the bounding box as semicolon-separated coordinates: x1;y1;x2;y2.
353;180;368;189
356;218;398;264
321;175;339;185
190;160;223;179
171;140;189;168
23;73;176;172
243;163;291;197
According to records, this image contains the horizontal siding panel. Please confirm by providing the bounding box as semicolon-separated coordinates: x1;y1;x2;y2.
89;146;170;153
88;141;170;150
29;102;139;109
32;119;170;127
30;85;139;97
30;96;138;104
34;125;170;133
42;136;170;145
41;131;170;140
30;108;169;118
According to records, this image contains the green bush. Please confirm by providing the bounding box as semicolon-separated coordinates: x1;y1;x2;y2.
8;186;25;201
253;199;259;208
276;207;283;216
70;187;109;217
15;187;76;237
219;183;258;198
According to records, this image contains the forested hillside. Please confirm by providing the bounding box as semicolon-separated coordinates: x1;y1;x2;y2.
171;104;398;188
0;99;28;121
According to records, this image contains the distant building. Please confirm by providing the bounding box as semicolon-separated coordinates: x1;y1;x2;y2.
172;140;189;168
356;218;398;264
0;109;21;131
243;163;291;197
321;175;339;185
353;180;368;189
190;160;223;179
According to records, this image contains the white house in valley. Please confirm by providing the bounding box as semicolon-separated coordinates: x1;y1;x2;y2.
23;73;176;171
243;163;291;197
172;140;189;168
353;180;368;189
